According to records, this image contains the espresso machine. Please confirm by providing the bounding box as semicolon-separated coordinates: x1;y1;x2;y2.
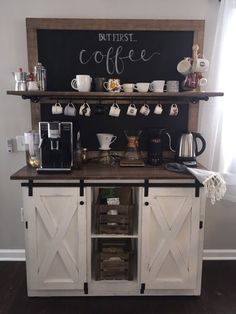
37;122;73;172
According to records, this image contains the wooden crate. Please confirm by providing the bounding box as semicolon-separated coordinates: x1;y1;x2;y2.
95;239;134;281
95;188;134;234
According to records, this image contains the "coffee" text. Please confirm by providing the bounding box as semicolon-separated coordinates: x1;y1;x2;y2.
79;45;160;75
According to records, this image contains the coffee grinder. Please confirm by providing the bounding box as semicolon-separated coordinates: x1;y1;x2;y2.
38;122;73;172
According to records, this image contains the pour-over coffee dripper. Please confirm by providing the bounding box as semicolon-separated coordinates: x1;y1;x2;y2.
96;133;117;166
96;133;117;150
120;130;144;166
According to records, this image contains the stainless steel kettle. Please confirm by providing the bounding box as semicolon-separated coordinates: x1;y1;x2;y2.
176;131;206;166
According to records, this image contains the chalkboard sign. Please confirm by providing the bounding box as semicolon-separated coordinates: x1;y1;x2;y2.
26;19;204;148
37;29;193;91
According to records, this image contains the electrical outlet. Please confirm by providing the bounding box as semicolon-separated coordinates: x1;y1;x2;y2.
7;138;13;153
20;208;24;222
16;135;25;151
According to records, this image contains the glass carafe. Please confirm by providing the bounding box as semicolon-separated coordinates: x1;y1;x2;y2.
124;130;142;160
24;131;40;168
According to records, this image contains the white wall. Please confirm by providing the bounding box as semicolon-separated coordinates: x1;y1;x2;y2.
1;0;234;250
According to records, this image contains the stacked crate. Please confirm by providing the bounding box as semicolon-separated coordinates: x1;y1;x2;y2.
95;188;134;234
95;188;135;280
95;239;134;280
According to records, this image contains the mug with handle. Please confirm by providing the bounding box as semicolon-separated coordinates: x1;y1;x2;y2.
109;102;121;117
127;103;137;116
139;103;150;116
64;102;76;116
52;102;63;115
79;102;91;116
149;80;165;92
71;75;92;92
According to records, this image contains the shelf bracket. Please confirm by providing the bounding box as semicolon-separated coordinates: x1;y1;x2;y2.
191;96;209;104
22;95;41;103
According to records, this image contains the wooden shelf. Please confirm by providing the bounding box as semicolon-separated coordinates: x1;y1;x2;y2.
7;90;224;103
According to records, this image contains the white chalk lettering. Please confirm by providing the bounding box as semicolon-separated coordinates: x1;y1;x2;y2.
98;33;137;42
79;46;160;75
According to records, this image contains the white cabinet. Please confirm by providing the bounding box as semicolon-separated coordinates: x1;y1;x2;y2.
22;183;205;296
140;187;205;295
22;187;87;296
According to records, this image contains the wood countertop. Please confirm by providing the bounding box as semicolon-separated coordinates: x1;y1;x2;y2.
10;164;196;181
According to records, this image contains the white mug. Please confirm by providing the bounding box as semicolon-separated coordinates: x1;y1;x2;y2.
127;103;137;116
177;57;192;76
79;102;91;116
149;80;165;92
52;102;63;115
169;104;179;116
139;104;150;116
71;75;92;92
103;79;121;92
109;103;121;117
121;83;134;93
134;82;149;93
64;102;76;116
154;104;163;115
166;80;179;92
192;58;209;73
198;77;208;91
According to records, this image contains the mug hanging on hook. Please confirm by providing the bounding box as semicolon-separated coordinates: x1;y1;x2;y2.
109;100;120;117
94;99;106;115
52;99;63;115
169;104;179;116
64;100;76;116
154;103;163;115
79;100;91;117
139;102;150;116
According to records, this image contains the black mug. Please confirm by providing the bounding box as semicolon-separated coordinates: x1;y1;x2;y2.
94;77;107;91
94;104;106;115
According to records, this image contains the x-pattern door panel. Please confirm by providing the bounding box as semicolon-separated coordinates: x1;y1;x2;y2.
141;188;200;290
23;188;86;290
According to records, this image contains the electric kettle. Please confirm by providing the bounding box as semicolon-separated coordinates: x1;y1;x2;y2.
175;131;206;167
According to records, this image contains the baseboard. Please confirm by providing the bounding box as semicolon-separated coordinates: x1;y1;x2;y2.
203;249;236;260
0;249;236;261
0;249;25;261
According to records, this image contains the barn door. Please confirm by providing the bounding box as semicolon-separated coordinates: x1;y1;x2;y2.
23;188;86;290
141;188;200;290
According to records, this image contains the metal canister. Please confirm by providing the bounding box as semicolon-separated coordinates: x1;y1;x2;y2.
34;62;46;91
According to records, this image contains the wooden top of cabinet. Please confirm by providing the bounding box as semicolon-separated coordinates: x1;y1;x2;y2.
11;164;199;181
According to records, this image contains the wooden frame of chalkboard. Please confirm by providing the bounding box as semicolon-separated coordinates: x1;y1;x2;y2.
26;18;204;150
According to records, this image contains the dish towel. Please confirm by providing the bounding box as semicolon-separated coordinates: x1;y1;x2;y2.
165;163;227;204
187;167;226;205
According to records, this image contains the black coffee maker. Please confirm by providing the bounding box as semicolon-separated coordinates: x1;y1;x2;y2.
147;128;174;166
38;122;73;172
